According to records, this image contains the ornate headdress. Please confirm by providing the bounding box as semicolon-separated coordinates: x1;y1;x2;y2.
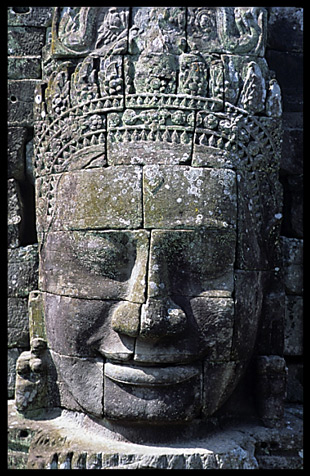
33;7;282;244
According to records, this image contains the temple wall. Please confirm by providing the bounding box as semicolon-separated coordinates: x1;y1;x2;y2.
7;6;303;407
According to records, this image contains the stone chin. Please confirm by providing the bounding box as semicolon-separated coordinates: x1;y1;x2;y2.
55;356;247;425
103;361;202;423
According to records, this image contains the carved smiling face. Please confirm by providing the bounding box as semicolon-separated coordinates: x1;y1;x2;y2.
26;6;282;427
37;163;265;423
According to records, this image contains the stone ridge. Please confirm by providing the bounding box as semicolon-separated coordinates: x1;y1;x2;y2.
8;400;303;469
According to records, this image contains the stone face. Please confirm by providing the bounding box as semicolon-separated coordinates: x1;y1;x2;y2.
203;361;245;417
43;292;135;360
147;229;235;298
257;271;285;356
13;6;289;433
231;271;263;360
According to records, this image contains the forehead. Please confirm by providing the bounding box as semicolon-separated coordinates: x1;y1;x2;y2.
36;165;237;232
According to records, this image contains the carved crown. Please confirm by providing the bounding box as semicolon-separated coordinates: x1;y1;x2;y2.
33;7;282;179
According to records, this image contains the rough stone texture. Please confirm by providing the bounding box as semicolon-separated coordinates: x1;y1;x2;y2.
281;237;303;295
284;296;303;356
8;57;41;80
38;230;148;301
8;298;29;348
143;166;237;229
8;349;23;399
7;7;53;27
8;26;46;56
35;167;142;232
8;178;24;248
8;244;38;297
8;80;41;126
7;127;27;180
8;400;303;469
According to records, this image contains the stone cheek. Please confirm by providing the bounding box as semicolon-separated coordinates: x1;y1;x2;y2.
43;293;135;361
51;350;104;418
39;230;149;302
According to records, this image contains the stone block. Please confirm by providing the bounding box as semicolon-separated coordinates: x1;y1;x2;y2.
8;178;24;248
8;244;39;297
187;8;267;57
257;271;285;356
39;230;149;302
280;127;303;175
222;55;270;113
143;165;237;229
256;356;287;427
8;57;41;80
51;350;103;418
7;127;27;180
190;297;234;361
8;80;41;126
134;297;234;365
287;176;303;238
281;237;303;295
7;7;53;27
8;26;45;56
284;296;303;356
147;229;235;299
236;170;283;270
8;297;29;348
36;167;142;232
203;361;245;417
281;175;303;238
232;271;263;360
267;8;303;53
51;7;129;58
8;348;23;398
286;363;303;403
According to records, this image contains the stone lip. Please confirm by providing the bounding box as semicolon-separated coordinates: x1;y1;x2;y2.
104;361;200;386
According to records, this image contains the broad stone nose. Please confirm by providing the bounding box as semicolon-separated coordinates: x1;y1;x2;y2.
139;297;187;339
